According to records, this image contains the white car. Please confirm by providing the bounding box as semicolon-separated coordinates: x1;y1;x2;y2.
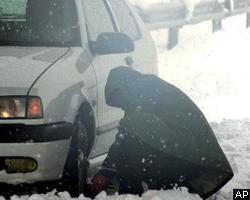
0;0;157;196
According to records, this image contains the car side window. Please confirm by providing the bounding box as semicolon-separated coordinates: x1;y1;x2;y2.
82;0;115;41
108;0;140;40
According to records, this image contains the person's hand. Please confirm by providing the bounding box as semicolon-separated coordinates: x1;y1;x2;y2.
91;172;110;195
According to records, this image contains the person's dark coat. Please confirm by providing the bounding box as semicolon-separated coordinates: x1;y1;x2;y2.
102;66;233;198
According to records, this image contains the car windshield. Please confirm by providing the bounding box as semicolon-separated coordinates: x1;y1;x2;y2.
0;0;80;47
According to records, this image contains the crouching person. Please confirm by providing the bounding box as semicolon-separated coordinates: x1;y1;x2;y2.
91;66;234;199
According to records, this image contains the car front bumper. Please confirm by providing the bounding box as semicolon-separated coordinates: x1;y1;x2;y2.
0;123;75;184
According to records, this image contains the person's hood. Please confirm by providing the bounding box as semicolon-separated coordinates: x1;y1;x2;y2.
0;47;69;96
105;66;142;108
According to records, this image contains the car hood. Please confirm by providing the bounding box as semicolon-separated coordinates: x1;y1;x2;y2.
0;47;69;96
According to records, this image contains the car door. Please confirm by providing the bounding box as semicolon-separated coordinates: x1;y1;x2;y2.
82;0;129;129
81;0;130;158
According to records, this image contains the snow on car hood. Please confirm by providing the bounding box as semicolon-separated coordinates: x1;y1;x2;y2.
0;47;69;96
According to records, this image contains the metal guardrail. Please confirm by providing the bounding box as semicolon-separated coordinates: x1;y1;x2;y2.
135;0;250;49
136;0;250;30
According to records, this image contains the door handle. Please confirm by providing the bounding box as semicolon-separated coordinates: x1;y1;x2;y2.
125;56;134;67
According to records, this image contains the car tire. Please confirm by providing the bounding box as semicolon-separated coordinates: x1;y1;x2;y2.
61;114;89;197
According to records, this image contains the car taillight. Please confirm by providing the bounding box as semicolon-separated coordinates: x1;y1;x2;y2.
27;97;43;118
0;96;43;119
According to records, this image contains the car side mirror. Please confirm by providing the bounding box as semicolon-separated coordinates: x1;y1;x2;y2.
90;32;135;55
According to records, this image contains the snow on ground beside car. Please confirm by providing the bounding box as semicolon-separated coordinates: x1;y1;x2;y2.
151;14;250;122
210;119;250;199
1;13;249;200
8;189;201;200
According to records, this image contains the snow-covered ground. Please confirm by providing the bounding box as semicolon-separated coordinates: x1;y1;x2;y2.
1;12;250;200
151;14;250;122
8;189;201;200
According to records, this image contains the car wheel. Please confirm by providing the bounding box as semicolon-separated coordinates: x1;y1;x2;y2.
61;114;89;197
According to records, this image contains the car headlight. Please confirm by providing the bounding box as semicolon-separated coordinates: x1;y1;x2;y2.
0;96;43;119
